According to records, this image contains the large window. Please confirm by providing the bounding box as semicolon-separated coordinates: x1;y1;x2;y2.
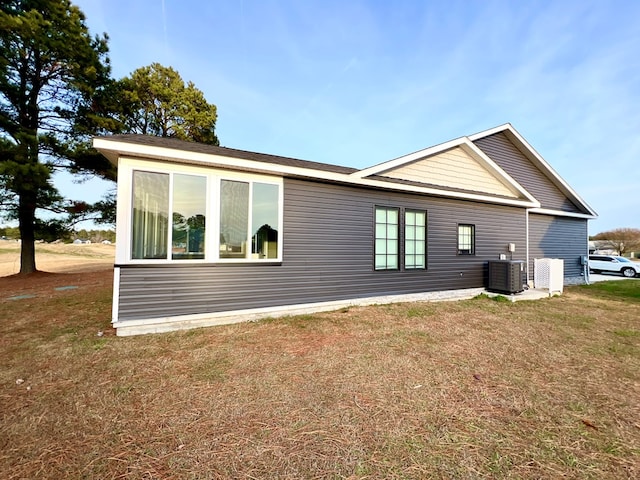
405;210;426;269
375;207;399;270
132;171;207;260
172;174;206;260
129;167;280;263
251;183;279;259
219;180;279;260
132;171;169;259
458;224;475;255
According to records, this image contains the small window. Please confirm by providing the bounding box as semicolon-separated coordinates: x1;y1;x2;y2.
457;224;475;255
375;206;399;270
405;210;426;269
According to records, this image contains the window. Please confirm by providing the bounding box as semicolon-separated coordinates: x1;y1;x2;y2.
132;171;207;260
219;180;280;260
132;171;169;259
172;174;206;260
251;183;279;259
405;210;426;269
458;224;475;255
129;165;281;263
375;207;399;270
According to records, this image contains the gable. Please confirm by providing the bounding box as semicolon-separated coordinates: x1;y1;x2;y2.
473;132;584;213
378;145;522;198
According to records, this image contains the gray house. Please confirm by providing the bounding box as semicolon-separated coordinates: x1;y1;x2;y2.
94;124;597;336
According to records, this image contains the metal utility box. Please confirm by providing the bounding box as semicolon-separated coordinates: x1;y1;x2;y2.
487;260;525;294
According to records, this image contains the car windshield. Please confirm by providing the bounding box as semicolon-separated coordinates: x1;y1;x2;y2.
616;257;631;263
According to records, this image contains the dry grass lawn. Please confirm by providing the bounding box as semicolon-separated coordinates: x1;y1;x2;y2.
1;250;639;479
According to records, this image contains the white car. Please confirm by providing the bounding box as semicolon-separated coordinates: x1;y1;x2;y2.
589;255;640;278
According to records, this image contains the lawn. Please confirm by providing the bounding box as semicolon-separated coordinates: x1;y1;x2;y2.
1;272;639;479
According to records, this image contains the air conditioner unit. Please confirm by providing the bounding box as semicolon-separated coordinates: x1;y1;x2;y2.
487;260;525;294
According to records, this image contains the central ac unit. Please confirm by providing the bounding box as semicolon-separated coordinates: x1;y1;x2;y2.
487;260;525;294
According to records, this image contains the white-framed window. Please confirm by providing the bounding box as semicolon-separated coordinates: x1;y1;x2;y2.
457;224;475;255
120;158;282;264
375;206;399;270
405;210;426;269
131;171;208;261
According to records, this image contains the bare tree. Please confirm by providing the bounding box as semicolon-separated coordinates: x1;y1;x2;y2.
592;228;640;257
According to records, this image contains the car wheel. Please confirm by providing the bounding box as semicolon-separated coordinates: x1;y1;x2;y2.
621;268;636;278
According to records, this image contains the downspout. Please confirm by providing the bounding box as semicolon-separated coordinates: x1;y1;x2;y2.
584;224;590;285
525;209;530;287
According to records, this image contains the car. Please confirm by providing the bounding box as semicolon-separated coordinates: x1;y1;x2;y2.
588;255;640;278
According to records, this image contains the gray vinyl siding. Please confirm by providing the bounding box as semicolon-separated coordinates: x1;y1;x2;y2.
116;178;527;321
528;213;588;280
474;133;582;213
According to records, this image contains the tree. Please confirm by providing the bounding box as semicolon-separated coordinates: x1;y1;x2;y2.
89;63;220;226
592;228;640;257
114;63;219;145
0;0;113;274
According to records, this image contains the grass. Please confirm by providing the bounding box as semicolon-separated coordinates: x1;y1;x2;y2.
1;272;639;479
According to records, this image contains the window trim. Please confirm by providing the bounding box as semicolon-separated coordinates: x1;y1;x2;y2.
457;223;475;255
116;157;283;265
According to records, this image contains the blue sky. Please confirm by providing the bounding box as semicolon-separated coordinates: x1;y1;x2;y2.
63;0;640;234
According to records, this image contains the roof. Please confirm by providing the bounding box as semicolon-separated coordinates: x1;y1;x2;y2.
98;134;357;175
93;125;597;217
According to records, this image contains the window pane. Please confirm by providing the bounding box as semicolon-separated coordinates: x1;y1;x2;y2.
172;174;206;260
251;183;279;259
220;180;249;258
388;209;398;224
387;255;398;269
406;225;415;240
406;242;415;255
132;171;169;259
406;211;415;224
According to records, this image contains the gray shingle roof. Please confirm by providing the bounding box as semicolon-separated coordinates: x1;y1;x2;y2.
101;134;358;175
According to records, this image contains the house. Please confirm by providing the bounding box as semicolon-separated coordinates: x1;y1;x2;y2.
94;124;597;336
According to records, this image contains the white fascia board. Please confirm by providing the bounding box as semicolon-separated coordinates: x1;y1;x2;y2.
94;137;539;208
528;208;597;219
469;124;598;217
350;137;468;179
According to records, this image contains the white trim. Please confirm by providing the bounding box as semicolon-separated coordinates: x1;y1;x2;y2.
529;208;596;219
352;137;467;178
112;287;487;336
111;267;120;324
94;138;540;209
469;124;598;218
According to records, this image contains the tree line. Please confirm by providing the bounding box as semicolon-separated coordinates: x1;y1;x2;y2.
590;228;640;257
1;0;219;274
